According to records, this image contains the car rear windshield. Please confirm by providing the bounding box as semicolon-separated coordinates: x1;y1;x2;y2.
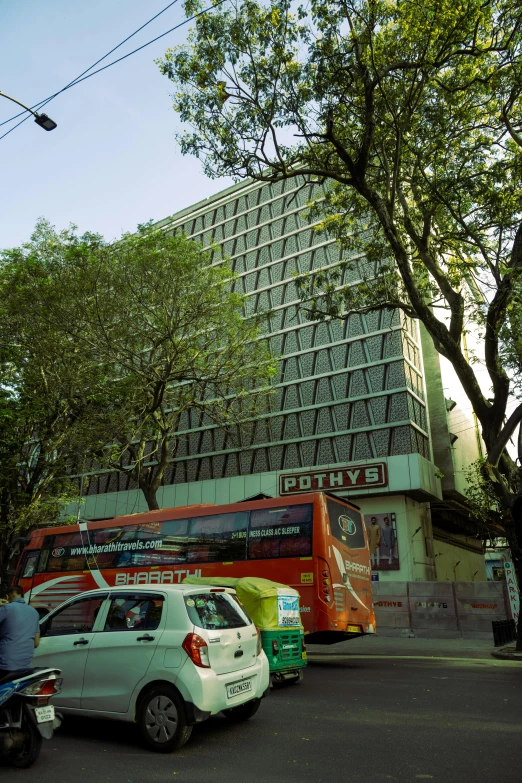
184;592;250;630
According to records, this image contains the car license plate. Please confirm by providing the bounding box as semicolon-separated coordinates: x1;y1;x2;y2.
347;625;360;633
226;679;252;699
34;705;55;724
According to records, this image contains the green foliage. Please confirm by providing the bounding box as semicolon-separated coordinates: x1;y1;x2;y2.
158;0;522;406
465;459;504;527
159;0;522;604
158;0;522;498
0;220;276;538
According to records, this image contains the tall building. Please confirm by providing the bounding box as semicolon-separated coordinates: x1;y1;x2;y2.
79;177;487;583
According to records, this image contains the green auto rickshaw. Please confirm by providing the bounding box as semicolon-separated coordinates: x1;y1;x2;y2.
183;576;307;685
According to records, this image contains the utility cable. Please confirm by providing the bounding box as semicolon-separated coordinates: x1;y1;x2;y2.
0;0;181;130
0;0;228;142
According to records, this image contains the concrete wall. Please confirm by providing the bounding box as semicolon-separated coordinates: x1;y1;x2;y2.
433;537;487;582
373;581;509;638
419;324;483;501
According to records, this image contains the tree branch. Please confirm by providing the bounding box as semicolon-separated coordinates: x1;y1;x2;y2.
487;402;522;467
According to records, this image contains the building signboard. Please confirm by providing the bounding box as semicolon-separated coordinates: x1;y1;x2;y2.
279;463;388;495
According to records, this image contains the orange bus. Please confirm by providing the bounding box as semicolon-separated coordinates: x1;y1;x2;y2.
13;492;375;643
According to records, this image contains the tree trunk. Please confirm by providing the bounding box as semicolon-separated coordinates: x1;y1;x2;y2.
0;545;10;588
139;481;160;511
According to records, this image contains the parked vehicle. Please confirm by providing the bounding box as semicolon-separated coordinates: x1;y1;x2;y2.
13;492;375;642
0;668;62;768
32;584;270;752
185;576;307;684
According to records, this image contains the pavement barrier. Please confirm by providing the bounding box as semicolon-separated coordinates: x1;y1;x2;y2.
371;582;410;629
408;582;458;633
454;581;509;634
371;581;513;637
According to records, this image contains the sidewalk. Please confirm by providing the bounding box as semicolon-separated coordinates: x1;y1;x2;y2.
306;635;495;659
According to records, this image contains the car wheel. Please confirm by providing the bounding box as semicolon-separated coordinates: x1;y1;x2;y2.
137;685;192;753
8;712;43;768
222;698;261;722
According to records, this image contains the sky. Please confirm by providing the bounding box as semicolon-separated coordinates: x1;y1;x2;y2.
0;0;233;249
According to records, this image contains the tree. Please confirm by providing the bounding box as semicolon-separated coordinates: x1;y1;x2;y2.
158;0;522;645
61;223;276;510
1;221;276;522
0;221;116;576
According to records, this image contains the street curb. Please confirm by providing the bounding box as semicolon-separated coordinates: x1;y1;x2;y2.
490;647;522;661
307;653;495;662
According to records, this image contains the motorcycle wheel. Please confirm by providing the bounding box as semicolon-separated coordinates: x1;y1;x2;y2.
8;713;42;769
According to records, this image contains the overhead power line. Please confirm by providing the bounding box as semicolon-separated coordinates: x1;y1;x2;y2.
0;0;228;142
0;0;181;131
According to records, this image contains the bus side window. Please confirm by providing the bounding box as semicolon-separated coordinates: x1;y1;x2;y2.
187;513;248;563
247;504;313;560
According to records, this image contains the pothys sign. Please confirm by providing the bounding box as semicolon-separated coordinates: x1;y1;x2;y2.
504;561;520;626
279;463;388;495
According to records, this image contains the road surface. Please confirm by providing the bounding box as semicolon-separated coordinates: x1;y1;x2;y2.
3;652;521;783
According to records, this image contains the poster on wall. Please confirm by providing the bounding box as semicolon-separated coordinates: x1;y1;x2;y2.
364;513;399;570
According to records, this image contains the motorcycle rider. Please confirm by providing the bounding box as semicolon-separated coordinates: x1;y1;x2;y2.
0;585;40;679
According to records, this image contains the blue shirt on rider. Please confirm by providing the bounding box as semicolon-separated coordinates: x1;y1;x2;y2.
0;598;40;671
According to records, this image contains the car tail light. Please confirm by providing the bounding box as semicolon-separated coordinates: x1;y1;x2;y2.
182;633;210;668
256;626;262;656
272;639;279;655
20;677;63;697
322;570;329;577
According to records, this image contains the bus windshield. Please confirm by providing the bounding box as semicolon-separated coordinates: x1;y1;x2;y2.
326;497;366;549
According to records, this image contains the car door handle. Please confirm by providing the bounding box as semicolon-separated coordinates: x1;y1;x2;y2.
74;639;89;646
137;635;155;642
234;650;244;658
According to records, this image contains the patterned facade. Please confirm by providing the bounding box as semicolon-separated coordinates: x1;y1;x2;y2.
86;177;430;499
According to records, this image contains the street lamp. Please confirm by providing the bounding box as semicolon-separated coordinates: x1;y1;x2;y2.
0;90;57;131
34;113;57;131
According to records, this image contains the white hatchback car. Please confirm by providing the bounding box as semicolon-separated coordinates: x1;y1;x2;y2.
33;584;270;752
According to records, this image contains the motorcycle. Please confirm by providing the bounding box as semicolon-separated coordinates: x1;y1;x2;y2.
0;668;62;768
